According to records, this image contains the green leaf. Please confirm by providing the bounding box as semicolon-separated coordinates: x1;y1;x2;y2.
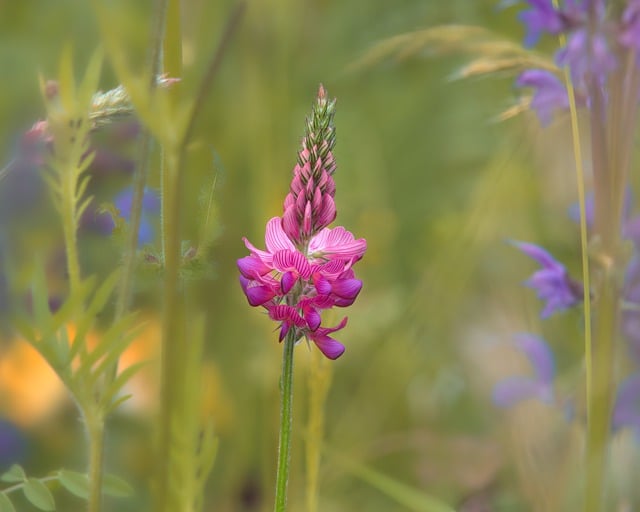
101;361;148;411
0;465;25;483
102;474;133;498
57;470;90;499
332;454;455;512
0;493;16;512
22;479;55;511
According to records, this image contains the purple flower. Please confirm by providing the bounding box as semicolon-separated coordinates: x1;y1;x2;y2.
619;0;640;51
493;333;556;407
518;0;566;47
613;373;640;437
516;69;573;125
556;27;617;85
512;240;583;318
93;187;161;245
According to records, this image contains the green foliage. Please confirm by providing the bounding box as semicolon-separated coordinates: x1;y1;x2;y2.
0;466;133;511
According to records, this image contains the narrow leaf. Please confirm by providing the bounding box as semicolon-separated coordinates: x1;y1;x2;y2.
102;474;133;497
101;361;148;410
333;454;455;512
0;465;25;483
0;493;16;512
22;479;55;511
57;470;90;499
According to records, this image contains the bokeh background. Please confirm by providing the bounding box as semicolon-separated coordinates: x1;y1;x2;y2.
0;0;605;511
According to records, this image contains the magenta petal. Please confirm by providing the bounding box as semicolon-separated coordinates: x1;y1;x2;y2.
281;271;296;294
331;278;362;300
237;255;270;278
312;335;345;360
313;275;332;295
305;309;321;331
245;284;276;307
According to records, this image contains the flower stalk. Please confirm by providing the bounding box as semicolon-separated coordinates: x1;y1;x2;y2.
274;330;296;512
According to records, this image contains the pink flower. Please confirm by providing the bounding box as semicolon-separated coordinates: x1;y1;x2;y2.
239;218;365;358
238;86;366;359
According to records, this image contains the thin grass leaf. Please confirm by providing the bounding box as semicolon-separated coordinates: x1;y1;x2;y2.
332;454;455;512
80;315;141;382
100;361;148;410
103;394;134;416
0;493;15;512
71;270;120;357
77;49;104;110
22;479;55;511
0;466;25;484
57;46;77;115
57;470;90;499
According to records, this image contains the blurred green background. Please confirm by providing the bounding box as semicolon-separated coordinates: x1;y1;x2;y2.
0;1;595;511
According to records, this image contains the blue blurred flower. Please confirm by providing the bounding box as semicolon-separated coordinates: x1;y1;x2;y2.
100;187;161;246
512;240;584;318
493;333;556;407
0;419;27;470
613;373;640;438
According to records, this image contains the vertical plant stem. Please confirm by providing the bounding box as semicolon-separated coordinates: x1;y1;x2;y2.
62;180;81;294
585;275;618;512
305;351;331;512
86;415;105;512
157;1;183;511
274;331;296;512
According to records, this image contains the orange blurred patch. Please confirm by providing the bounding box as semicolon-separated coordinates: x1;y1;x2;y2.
0;339;67;427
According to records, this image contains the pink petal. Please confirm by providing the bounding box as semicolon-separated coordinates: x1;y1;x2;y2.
265;217;296;254
331;278;362;300
309;226;367;260
312;335;345;359
272;250;312;279
237;255;271;278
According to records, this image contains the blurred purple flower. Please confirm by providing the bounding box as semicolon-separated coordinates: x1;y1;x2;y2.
613;373;640;437
94;187;160;246
0;419;27;470
619;0;640;51
516;70;571;125
518;0;566;47
512;240;584;318
493;333;556;407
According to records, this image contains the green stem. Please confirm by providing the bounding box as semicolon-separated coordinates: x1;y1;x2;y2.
274;331;296;512
585;272;618;512
86;415;105;512
157;1;183;511
62;182;81;294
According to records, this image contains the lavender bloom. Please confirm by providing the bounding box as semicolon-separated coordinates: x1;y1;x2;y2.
512;240;583;318
516;69;572;125
619;0;640;51
493;333;556;407
0;420;27;470
613;373;640;438
518;0;566;47
95;187;161;245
